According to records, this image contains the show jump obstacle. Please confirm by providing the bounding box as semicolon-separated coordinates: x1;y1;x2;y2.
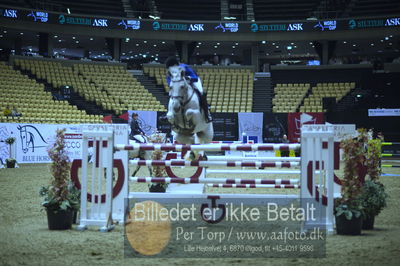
72;124;336;232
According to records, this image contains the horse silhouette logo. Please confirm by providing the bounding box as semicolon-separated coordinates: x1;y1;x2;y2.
118;20;140;30
215;23;227;32
27;11;37;21
314;21;325;31
17;125;48;153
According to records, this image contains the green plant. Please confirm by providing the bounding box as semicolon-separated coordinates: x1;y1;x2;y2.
5;137;16;145
40;129;79;212
148;132;168;190
6;158;16;164
360;180;388;219
366;139;382;181
335;129;367;220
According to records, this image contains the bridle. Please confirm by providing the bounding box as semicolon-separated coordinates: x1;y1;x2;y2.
168;75;196;134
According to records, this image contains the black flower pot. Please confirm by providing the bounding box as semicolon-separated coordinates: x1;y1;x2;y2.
46;209;73;230
6;161;16;168
362;215;375;230
149;184;166;193
335;214;362;235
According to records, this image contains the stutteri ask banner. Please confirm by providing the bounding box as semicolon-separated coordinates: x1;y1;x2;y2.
287;113;324;142
238;112;263;143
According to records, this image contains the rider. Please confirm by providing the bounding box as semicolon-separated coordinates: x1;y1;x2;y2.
129;112;146;143
165;56;213;123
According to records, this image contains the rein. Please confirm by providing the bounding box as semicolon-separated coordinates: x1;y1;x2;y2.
169;79;196;134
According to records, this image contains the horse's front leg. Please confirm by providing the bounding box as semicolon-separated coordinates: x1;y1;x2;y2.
185;109;202;129
166;100;175;124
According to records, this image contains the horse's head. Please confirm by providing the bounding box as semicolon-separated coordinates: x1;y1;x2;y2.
17;125;29;153
168;66;190;113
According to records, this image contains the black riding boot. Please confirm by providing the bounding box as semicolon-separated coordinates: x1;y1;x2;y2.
202;94;213;123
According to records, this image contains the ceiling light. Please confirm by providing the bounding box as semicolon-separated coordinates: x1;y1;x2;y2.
0;35;2;38
196;46;199;48
217;42;220;45
276;46;279;48
153;44;157;47
143;40;147;43
370;43;374;46
72;36;76;39
214;46;217;48
389;43;392;45
385;37;389;40
343;41;347;44
136;44;139;46
3;30;7;33
353;44;356;47
232;46;235;48
125;38;130;41
67;8;70;14
75;41;79;44
54;35;58;38
162;41;165;44
272;42;275;45
235;43;238;45
20;32;24;35
291;42;294;45
89;37;94;41
261;41;266;44
58;40;62;42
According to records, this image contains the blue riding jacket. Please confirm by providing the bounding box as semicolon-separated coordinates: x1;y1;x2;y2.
166;63;199;84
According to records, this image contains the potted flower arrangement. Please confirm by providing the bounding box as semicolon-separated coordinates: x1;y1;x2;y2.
359;139;388;229
39;129;80;230
5;137;17;168
334;130;366;235
148;132;168;193
5;158;17;168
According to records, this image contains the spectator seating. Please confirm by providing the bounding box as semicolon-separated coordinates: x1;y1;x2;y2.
0;61;101;124
272;83;310;113
75;64;166;114
143;65;254;112
300;82;355;112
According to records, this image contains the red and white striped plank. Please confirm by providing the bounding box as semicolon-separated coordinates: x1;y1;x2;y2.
207;156;301;162
128;159;299;168
116;143;300;152
129;177;299;185
207;184;300;189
